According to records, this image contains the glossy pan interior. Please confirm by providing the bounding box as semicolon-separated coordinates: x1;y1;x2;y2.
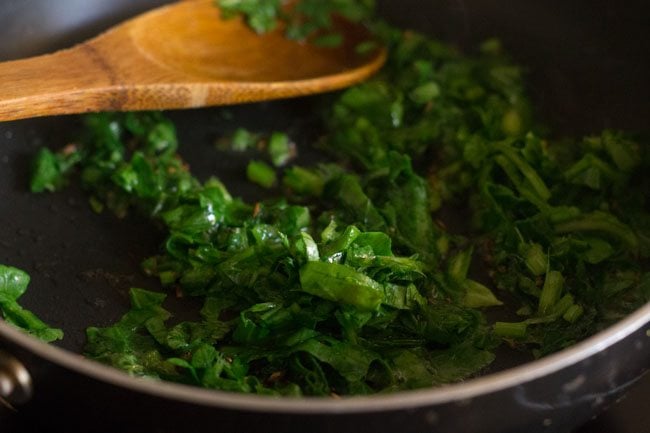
0;1;649;432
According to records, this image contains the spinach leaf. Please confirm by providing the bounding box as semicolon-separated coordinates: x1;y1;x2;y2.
0;265;63;342
25;1;649;397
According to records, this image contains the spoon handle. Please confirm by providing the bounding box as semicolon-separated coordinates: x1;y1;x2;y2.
0;34;224;122
0;46;119;121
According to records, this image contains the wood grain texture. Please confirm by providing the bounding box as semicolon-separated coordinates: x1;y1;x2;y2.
0;0;386;121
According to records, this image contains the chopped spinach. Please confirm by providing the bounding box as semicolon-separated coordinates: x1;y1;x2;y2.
20;2;649;397
217;0;375;43
0;265;63;342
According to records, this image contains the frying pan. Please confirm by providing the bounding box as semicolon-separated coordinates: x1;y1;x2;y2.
0;1;649;432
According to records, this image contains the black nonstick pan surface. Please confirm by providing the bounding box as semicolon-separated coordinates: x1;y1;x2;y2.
0;1;649;432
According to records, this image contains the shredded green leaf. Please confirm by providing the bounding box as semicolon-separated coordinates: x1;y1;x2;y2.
19;1;650;396
0;265;63;342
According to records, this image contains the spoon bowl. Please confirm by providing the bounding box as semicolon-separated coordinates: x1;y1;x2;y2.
0;0;386;121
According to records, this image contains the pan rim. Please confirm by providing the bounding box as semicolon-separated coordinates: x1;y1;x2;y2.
1;300;649;413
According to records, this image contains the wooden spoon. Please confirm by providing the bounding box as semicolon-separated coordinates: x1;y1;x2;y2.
0;0;386;121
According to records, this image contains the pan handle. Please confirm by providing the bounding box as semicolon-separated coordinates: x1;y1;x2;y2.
0;351;32;408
